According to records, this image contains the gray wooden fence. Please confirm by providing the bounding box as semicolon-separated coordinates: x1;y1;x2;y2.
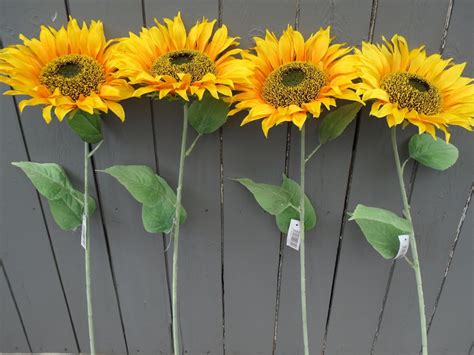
0;0;472;354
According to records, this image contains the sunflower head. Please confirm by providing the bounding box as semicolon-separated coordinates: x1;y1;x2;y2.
230;26;361;136
0;17;133;123
350;34;474;141
110;12;253;102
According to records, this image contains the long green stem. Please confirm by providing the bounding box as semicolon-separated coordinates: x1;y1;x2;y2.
172;103;188;355
300;125;310;355
84;141;96;355
391;127;428;355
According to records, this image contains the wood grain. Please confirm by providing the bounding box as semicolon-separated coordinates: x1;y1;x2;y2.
0;0;472;352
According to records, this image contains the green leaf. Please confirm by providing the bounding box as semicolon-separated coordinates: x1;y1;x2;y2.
49;190;96;231
12;162;70;200
142;202;186;234
67;110;103;144
13;161;97;231
319;102;362;144
153;174;187;221
141;173;187;233
276;176;317;233
101;165;164;206
102;164;187;234
188;93;230;134
232;178;292;215
349;204;413;259
408;134;459;170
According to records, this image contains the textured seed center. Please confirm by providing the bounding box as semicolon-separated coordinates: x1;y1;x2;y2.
381;72;441;115
151;49;216;81
39;54;105;101
262;62;327;107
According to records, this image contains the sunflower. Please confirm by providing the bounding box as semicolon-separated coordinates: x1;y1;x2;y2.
0;17;133;123
110;12;253;102
350;35;474;141
230;26;361;136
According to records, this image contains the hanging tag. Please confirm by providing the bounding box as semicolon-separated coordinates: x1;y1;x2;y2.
80;214;87;250
286;219;301;250
394;234;410;259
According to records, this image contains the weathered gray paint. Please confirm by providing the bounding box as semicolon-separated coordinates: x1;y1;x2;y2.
427;193;473;355
425;1;474;353
0;68;78;351
0;263;30;352
1;1;127;352
1;0;473;354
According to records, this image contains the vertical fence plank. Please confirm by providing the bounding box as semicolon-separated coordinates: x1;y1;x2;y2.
0;264;30;352
223;122;286;355
143;3;223;353
375;0;474;352
325;0;459;353
372;0;474;352
222;0;295;353
67;0;173;352
275;1;374;353
0;66;78;351
0;0;127;352
427;192;472;354
425;1;474;351
373;0;449;51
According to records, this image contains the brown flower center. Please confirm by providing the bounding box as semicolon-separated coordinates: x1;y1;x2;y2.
381;72;442;115
39;54;105;101
262;62;327;107
150;50;216;81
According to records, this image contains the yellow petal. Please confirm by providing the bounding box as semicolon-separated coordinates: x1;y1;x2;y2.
175;89;189;101
159;88;172;99
134;86;158;97
105;100;126;121
55;27;69;55
362;89;390;102
292;112;307;128
42;105;53;123
370;102;393;118
18;98;47;112
55;105;74;121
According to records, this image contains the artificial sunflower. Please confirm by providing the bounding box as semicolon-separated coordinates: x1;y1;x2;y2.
0;17;133;123
230;26;361;136
350;34;474;141
110;12;253;101
0;17;135;355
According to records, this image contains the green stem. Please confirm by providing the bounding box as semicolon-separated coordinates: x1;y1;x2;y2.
172;103;188;355
391;127;428;355
88;140;103;158
84;141;96;355
185;133;202;157
289;203;302;213
404;256;415;269
305;143;322;164
300;125;310;355
401;157;410;175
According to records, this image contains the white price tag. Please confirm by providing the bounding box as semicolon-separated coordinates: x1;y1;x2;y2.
80;214;87;250
394;234;410;259
286;219;301;250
